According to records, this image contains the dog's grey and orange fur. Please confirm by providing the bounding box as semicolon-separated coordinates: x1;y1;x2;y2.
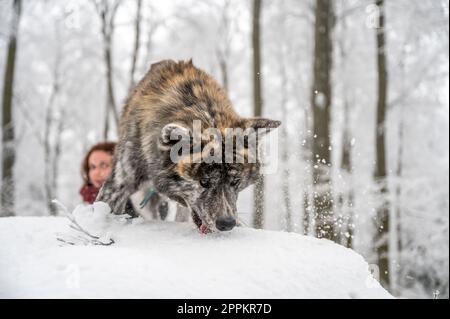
96;59;280;232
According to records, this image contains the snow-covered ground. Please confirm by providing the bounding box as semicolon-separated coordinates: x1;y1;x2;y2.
0;203;392;299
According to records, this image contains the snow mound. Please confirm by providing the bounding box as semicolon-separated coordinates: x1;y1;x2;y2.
0;204;392;299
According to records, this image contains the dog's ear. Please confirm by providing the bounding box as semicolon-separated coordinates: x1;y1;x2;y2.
244;118;281;138
158;123;191;151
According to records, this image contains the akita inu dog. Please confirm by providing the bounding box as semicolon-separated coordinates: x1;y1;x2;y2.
97;60;280;232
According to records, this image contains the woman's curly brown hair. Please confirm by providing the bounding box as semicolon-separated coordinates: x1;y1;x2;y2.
81;142;116;186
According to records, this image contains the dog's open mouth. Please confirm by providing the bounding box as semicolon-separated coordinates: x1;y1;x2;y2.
191;209;211;234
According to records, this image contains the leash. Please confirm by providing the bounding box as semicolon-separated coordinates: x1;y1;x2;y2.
139;189;157;209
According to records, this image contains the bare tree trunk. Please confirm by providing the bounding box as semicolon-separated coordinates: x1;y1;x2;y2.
252;0;265;229
282;168;292;232
217;52;229;92
374;0;390;289
93;0;122;140
396;111;405;243
44;113;64;217
311;0;336;242
44;23;62;216
302;106;312;236
279;49;292;232
216;0;232;92
103;28;118;140
346;192;354;248
44;23;67;216
142;5;162;74
393;45;409;294
302;191;310;235
44;74;59;215
52;111;64;203
341;100;354;248
129;0;142;91
1;0;21;217
335;10;355;248
337;15;355;248
45;112;64;217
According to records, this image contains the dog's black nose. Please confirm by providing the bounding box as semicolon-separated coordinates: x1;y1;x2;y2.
216;217;236;231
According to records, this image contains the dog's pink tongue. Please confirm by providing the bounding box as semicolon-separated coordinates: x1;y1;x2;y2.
199;223;210;234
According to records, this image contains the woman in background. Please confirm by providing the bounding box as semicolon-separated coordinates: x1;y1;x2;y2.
80;142;116;204
79;141;166;219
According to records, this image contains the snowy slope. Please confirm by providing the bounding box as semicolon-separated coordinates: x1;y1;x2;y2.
0;204;392;299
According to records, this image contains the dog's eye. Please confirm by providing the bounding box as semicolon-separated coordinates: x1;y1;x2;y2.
230;178;240;187
199;178;210;188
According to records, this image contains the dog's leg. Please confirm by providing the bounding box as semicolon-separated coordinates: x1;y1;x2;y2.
96;177;132;215
125;199;138;217
96;154;138;215
175;204;190;222
158;201;169;220
146;192;168;220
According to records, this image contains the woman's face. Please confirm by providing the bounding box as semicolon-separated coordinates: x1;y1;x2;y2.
88;150;113;188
